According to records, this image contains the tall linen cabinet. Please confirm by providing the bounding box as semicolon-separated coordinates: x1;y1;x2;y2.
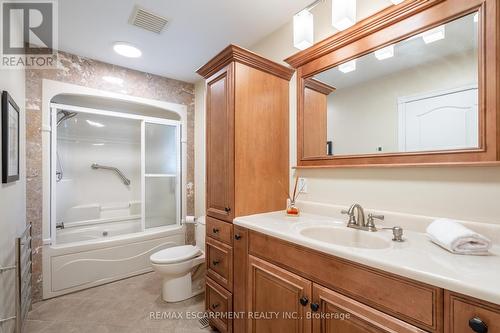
197;45;294;332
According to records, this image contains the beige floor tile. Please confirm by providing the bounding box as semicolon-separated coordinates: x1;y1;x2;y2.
25;273;211;333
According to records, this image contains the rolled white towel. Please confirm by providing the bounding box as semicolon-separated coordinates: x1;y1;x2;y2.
426;218;492;255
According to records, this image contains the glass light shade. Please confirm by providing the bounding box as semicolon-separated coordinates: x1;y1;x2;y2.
293;10;314;50
332;0;356;31
374;44;395;60
422;25;445;44
338;59;356;73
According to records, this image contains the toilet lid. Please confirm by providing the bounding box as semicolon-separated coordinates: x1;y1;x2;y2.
150;245;202;264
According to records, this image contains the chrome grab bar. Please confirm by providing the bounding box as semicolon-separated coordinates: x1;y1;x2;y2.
91;163;131;185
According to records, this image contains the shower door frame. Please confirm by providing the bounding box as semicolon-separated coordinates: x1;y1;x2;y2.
50;103;182;245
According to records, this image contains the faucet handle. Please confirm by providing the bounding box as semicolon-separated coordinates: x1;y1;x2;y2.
368;213;384;221
366;213;384;231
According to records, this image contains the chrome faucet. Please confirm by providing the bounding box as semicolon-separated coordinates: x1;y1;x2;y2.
341;203;384;232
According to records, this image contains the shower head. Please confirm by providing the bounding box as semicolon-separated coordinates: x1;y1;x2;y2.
57;111;77;127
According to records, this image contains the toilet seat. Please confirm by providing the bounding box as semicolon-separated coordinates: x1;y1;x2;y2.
150;245;202;265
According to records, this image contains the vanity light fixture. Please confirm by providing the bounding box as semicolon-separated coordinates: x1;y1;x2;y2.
374;44;395;60
86;120;105;128
113;42;142;58
422;25;445;44
339;59;356;73
293;9;314;50
332;0;356;31
102;76;124;85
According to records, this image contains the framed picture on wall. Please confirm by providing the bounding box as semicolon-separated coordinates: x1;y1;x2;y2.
2;91;20;183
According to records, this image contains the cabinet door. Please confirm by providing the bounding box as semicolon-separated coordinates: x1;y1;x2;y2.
445;291;500;333
311;284;424;333
247;255;312;333
206;65;234;222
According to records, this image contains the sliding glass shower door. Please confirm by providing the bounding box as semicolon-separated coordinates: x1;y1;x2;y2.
142;121;181;229
50;104;182;245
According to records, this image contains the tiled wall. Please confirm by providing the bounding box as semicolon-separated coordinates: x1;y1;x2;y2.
26;51;195;301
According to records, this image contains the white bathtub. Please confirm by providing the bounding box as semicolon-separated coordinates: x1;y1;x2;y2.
43;202;185;299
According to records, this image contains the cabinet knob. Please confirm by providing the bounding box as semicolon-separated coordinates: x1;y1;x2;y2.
212;228;219;234
212;260;220;266
299;297;309;306
235;234;242;240
211;303;220;310
224;207;231;213
310;303;319;312
469;317;488;333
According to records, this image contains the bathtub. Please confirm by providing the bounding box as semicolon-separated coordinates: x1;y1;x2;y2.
43;202;184;299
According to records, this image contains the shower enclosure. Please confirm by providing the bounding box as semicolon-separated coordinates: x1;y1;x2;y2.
51;104;181;245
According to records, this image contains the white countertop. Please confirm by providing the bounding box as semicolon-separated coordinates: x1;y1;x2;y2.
234;211;500;305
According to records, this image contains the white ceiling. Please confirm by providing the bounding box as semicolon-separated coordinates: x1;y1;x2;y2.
58;0;311;83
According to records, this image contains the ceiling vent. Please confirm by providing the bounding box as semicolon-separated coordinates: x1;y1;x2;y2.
129;6;168;34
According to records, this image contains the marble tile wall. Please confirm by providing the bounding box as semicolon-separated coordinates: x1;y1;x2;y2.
26;51;196;302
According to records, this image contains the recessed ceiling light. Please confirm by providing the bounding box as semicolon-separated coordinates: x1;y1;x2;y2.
102;76;124;85
422;25;445;44
339;59;356;73
113;42;142;58
374;44;395;60
86;120;105;128
92;143;105;146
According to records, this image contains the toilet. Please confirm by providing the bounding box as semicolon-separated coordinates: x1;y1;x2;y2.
150;216;206;302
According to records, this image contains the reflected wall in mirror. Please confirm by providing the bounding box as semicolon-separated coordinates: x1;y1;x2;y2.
303;12;479;158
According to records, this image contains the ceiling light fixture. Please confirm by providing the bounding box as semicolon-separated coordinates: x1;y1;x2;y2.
332;0;356;31
102;76;124;85
422;25;445;44
374;44;395;60
113;42;142;58
339;59;356;73
86;120;105;128
293;9;314;50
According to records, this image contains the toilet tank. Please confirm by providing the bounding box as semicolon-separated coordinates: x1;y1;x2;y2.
195;216;205;251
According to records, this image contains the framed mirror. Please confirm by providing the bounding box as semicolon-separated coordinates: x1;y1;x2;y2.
287;0;499;168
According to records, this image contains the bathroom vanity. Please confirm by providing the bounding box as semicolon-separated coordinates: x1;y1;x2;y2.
231;211;500;333
199;0;500;331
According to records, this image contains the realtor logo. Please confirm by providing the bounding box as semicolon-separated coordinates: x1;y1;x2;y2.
1;0;58;68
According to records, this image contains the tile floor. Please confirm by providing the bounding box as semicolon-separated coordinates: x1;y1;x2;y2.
25;272;215;333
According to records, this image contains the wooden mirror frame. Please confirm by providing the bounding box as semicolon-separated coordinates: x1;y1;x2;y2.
286;0;499;168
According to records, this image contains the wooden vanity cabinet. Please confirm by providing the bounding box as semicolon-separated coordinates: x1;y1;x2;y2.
198;44;293;223
197;45;294;333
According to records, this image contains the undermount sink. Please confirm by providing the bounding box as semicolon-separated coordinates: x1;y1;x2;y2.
298;225;391;250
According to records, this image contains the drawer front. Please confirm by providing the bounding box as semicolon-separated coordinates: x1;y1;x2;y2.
313;283;425;333
207;216;233;245
206;277;233;333
445;291;500;333
249;231;443;333
207;237;233;291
